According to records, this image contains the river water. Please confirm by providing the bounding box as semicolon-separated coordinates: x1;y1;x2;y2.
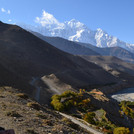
111;88;134;102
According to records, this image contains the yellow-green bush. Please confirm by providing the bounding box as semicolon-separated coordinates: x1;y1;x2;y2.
120;101;134;119
83;112;96;125
51;90;91;112
60;90;77;98
51;94;64;111
113;127;130;134
51;91;77;111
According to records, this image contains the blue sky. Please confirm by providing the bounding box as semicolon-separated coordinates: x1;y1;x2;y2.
0;0;134;44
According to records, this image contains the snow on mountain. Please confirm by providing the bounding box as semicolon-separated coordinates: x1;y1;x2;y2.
20;10;134;53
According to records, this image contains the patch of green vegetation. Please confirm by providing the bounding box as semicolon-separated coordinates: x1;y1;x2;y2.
113;127;130;134
51;90;90;112
83;112;96;125
51;90;117;133
51;94;65;111
71;132;76;134
97;120;116;133
83;109;116;133
119;101;134;119
27;102;41;110
96;109;116;133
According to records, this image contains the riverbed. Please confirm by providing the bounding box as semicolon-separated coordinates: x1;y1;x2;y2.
111;88;134;102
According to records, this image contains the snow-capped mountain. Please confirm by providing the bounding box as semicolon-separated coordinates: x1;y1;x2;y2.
20;10;134;53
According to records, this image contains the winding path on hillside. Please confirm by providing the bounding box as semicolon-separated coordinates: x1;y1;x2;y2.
30;77;103;134
59;112;103;134
29;77;41;102
30;77;61;102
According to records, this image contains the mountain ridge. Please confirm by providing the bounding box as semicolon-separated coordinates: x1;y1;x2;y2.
30;31;134;63
0;21;119;96
19;16;134;53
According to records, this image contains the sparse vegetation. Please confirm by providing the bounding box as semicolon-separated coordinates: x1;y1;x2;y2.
120;101;134;119
51;90;91;112
5;110;21;117
0;84;93;134
42;119;53;126
36;112;47;119
26;129;38;134
51;90;118;133
16;93;28;99
83;112;96;125
27;102;41;110
62;117;80;130
113;127;130;134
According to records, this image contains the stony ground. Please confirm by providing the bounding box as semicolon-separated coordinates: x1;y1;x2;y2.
0;86;90;134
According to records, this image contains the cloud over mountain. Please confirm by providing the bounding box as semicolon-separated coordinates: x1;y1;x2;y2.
21;10;134;53
35;10;63;27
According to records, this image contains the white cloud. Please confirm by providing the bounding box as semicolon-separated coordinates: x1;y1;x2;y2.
7;10;11;14
35;10;63;27
8;19;12;22
1;8;6;12
1;8;11;14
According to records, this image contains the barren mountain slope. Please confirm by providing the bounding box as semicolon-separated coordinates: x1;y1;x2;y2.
31;31;100;56
0;21;117;91
0;86;90;134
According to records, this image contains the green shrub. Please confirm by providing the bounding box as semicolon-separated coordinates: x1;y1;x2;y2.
120;101;134;119
60;90;77;98
83;112;96;125
51;90;90;112
51;91;77;111
51;98;64;111
113;127;130;134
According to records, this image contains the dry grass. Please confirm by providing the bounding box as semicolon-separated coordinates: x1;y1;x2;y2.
16;93;28;99
42;119;53;126
26;129;38;134
36;112;47;119
27;102;41;110
5;110;22;117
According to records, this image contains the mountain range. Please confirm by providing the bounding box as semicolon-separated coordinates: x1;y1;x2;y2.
31;31;134;63
20;18;134;53
1;21;134;133
0;21;120;99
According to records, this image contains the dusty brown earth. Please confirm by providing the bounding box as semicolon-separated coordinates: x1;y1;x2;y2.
0;87;90;134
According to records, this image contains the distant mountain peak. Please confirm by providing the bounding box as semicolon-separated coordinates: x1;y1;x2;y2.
20;10;134;53
68;19;79;23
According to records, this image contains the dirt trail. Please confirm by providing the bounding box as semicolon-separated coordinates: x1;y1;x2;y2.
29;77;41;102
59;112;103;134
